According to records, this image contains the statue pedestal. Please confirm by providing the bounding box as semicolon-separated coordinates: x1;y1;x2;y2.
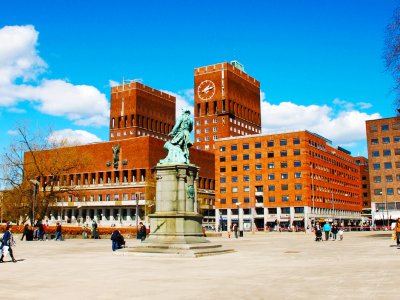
122;164;232;257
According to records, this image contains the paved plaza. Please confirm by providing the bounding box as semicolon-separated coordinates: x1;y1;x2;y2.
0;231;399;300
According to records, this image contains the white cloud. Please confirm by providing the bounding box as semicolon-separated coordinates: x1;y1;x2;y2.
109;80;119;87
0;25;109;127
6;107;25;113
261;98;381;152
48;129;102;145
7;129;19;136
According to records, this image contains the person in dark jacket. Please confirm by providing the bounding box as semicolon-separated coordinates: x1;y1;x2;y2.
20;223;29;241
55;222;62;241
1;225;17;263
110;230;125;251
139;222;147;242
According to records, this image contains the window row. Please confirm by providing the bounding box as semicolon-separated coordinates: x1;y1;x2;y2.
372;149;400;157
373;188;399;196
219;138;301;152
370;136;400;145
370;123;400;132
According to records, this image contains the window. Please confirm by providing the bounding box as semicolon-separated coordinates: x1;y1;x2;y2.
232;176;238;182
373;163;380;170
372;151;380;157
395;136;400;142
280;139;287;146
282;195;289;202
243;143;249;150
295;183;302;190
280;150;287;157
396;162;400;168
268;185;275;191
371;138;378;145
268;152;274;158
268;174;275;180
205;128;209;133
231;155;237;161
243;165;250;171
396;148;400;155
294;207;304;213
386;175;393;182
231;166;237;172
268;196;275;202
220;146;226;152
295;195;302;201
267;140;274;147
387;188;394;195
397;174;400;181
232;198;238;204
382;137;390;144
256;164;262;170
384;162;392;169
231;144;237;151
243;154;249;160
244;197;250;203
281;162;288;168
370;125;378;132
294;172;302;178
255;142;261;148
294;149;300;156
281;173;288;179
244;186;250;192
373;176;381;183
256;174;262;181
220;157;226;162
220;198;226;204
268;163;275;169
220;188;226;193
294;161;301;167
281;184;288;191
293;138;300;144
220;177;226;183
220;167;226;172
394;122;400;130
255;153;262;159
374;189;382;195
382;124;389;131
213;127;218;132
232;187;238;193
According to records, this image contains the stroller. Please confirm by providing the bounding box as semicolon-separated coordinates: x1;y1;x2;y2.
315;224;323;241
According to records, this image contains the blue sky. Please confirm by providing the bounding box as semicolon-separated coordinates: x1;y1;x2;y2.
0;0;398;156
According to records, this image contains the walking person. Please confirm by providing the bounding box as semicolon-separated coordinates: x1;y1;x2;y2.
55;222;62;241
20;223;29;241
314;222;322;241
139;222;147;242
233;223;238;239
393;218;400;246
42;221;49;241
331;223;338;241
91;220;98;239
323;222;331;241
0;225;17;263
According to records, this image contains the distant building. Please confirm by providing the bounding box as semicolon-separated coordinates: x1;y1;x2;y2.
366;116;400;226
214;131;363;231
354;156;371;221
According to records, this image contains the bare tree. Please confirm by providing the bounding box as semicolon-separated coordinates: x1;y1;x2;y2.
0;126;92;224
384;6;400;113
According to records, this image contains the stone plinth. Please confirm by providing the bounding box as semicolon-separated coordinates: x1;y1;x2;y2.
123;163;233;257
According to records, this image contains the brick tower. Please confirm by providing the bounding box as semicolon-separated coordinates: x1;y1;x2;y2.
109;81;176;141
193;61;261;151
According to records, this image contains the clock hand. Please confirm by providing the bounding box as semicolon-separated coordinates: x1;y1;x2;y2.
202;85;214;93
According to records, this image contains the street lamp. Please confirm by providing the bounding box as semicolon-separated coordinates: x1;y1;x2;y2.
331;191;335;224
29;179;40;226
310;163;315;227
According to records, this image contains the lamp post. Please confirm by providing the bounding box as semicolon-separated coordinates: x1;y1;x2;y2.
135;197;139;229
29;179;40;226
310;163;315;227
235;202;242;234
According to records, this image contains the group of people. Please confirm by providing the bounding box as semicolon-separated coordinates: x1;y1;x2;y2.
110;222;147;251
20;221;63;241
314;222;344;242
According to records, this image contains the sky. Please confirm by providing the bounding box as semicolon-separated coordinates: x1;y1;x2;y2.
0;0;398;157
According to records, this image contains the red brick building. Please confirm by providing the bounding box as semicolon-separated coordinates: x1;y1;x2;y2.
366;116;400;225
214;131;363;231
27;82;215;227
194;61;261;152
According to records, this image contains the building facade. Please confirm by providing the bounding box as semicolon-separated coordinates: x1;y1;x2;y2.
194;61;261;152
355;156;371;221
366;116;400;225
214;131;363;231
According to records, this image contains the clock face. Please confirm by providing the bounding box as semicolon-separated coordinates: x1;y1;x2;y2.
197;80;216;101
